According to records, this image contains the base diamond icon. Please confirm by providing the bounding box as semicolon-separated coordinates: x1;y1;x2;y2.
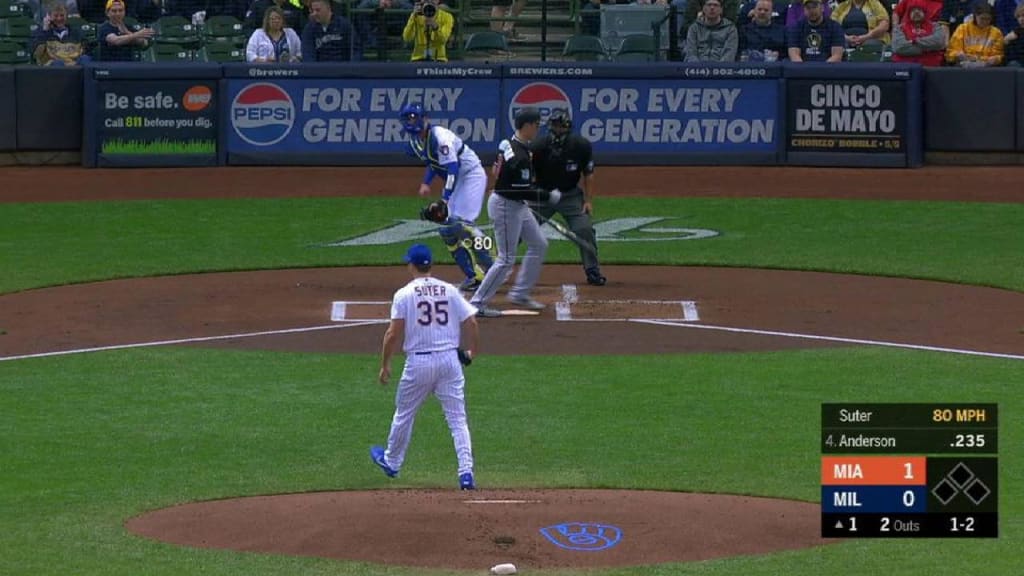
948;462;975;488
932;478;958;505
964;478;991;505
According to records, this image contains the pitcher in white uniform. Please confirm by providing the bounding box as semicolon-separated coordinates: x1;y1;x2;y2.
371;243;480;490
401;103;493;292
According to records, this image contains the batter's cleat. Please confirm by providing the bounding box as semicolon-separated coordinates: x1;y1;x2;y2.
475;305;502;318
507;295;546;310
459;277;482;292
370;446;398;478
585;268;607;286
459;472;476;490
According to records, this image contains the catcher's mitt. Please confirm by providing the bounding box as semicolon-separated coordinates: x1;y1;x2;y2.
420;200;449;224
457;348;473;366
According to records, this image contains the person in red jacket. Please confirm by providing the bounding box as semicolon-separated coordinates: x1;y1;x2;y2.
891;0;947;65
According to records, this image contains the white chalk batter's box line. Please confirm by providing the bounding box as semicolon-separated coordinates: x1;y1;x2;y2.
329;294;700;322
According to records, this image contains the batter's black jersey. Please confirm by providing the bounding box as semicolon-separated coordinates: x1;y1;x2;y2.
493;136;534;198
532;133;594;192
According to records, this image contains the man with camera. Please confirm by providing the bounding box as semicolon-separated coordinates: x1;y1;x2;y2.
402;0;454;61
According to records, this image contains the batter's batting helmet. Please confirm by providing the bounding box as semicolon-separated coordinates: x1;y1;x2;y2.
400;103;427;135
514;107;542;130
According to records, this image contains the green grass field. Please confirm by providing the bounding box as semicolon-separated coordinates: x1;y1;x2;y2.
1;194;1021;575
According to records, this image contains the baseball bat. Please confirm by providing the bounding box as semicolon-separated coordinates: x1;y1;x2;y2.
523;203;598;261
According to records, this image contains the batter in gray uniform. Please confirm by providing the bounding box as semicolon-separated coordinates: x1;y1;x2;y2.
470;108;561;318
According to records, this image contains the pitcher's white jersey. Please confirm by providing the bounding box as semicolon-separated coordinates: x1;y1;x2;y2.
392;276;477;352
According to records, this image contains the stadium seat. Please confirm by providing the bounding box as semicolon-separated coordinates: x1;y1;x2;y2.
0;0;26;17
67;16;97;44
614;33;656;61
846;44;884;62
153;15;200;48
202;14;246;48
0;14;36;46
562;34;606;61
463;30;509;57
0;38;29;63
140;43;194;62
195;44;245;62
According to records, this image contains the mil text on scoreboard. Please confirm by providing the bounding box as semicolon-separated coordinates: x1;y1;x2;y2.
821;403;998;538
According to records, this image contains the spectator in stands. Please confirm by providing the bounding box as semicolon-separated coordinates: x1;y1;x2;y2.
246;5;301;61
32;2;91;65
739;0;785;59
891;0;946;64
946;2;1004;65
1003;4;1024;65
247;0;308;32
787;0;845;61
402;0;452;61
782;0;829;26
994;0;1021;34
28;0;79;25
684;0;738;60
673;0;737;38
355;0;413;50
491;0;527;40
97;0;153;60
831;0;890;47
736;0;786;26
891;0;941;29
301;0;361;60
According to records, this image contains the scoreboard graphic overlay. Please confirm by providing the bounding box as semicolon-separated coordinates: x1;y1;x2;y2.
821;404;998;538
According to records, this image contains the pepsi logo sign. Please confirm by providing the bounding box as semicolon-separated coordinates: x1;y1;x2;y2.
508;82;572;130
231;83;295;146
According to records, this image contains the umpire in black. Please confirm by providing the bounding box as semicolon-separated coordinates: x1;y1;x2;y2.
532;109;606;286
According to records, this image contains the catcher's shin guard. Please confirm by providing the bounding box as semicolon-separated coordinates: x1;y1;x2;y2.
439;221;477;280
466;224;493;274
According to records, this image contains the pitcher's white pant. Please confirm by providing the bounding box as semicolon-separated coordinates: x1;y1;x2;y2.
471;194;548;305
446;165;487;223
384;350;474;475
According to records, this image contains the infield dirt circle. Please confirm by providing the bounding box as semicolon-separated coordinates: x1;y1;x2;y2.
2;166;1022;571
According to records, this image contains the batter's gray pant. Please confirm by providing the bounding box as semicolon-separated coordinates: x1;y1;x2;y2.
471;193;548;306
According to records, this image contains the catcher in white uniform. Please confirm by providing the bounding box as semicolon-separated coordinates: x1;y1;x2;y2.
401;103;493;292
371;243;480;490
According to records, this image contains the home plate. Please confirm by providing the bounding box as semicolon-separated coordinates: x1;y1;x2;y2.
501;309;541;316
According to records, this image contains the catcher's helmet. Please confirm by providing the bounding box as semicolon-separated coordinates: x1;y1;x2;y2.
514;107;542;130
548;109;572;130
400;103;426;135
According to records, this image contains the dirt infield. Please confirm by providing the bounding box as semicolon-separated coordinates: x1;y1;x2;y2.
3;165;1022;571
126;489;827;570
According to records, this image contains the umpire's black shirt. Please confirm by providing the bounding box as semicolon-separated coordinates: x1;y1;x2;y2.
532;133;594;192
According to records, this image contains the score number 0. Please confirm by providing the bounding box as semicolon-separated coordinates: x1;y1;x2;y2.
846;462;918;533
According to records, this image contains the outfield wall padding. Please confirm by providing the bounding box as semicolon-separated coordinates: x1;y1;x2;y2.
0;67;15;151
925;68;1018;152
15;67;83;150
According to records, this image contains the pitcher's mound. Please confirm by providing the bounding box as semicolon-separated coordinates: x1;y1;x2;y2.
126;489;832;569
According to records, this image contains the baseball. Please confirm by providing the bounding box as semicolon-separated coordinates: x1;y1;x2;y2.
490;563;517;575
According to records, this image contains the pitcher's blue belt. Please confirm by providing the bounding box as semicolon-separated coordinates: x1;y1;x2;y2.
413;348;456;355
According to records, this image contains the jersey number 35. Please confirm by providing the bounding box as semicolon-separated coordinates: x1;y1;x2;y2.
416;300;449;326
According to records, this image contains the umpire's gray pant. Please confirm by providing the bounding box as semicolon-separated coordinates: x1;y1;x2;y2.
470;192;548;306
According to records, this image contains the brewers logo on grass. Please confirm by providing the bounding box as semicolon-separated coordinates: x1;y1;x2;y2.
231;83;295;146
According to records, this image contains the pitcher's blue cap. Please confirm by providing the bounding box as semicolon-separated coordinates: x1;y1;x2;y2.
403;243;432;266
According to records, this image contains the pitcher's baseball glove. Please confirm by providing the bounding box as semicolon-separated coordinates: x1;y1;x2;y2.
421;200;449;223
457;348;473;366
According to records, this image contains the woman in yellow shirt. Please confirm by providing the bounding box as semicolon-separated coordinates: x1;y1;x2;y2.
947;3;1004;66
403;0;454;62
832;0;891;47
